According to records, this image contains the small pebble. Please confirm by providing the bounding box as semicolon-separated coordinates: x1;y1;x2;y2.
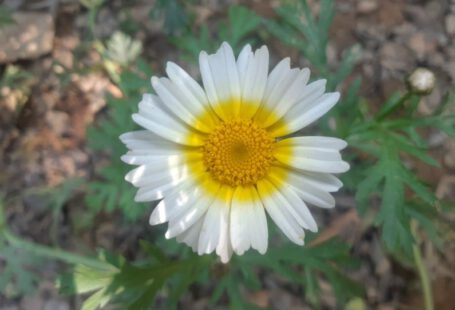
357;0;378;14
446;14;455;36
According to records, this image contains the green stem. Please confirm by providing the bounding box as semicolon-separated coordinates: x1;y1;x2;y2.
411;221;434;310
3;229;109;270
88;9;97;40
377;92;413;121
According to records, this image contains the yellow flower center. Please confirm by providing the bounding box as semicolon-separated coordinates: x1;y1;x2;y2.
202;119;275;187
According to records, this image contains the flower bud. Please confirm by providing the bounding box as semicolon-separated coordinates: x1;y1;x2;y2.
406;67;435;95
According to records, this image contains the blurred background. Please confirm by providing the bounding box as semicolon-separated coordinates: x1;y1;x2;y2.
0;0;454;309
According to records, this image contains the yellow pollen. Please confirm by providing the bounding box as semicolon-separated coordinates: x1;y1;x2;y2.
203;119;275;187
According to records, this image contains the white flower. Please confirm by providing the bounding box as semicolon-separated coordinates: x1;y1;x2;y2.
407;67;435;95
120;42;349;263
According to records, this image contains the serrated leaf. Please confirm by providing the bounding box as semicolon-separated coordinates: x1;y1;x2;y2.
324;264;364;303
406;204;443;249
0;243;42;296
80;0;104;10
332;45;360;89
226;5;261;48
105;32;142;66
398;168;436;206
376;92;402;120
118;70;150;95
150;0;188;35
355;165;384;214
386;131;439;167
139;240;168;264
81;288;111;310
0;5;14;27
238;238;361;304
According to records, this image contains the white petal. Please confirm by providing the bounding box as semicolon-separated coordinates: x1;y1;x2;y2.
237;44;252;82
221;42;241;101
268;166;339;208
263;68;299;112
292;79;327;109
290;182;336;209
120;130;180;153
152;77;211;132
215;186;234;263
230;186;268;255
125;155;189;187
176;216;204;252
200;43;241;119
277;136;348;150
275;144;349;174
257;179;305;245
249;194;268;254
230;188;251;255
273;92;340;136
237;46;269;118
265;57;290;90
126;159;193;203
135;182;177;202
278;157;349;174
291;171;343;192
250;46;269;101
149;178;200;225
121;153;181;165
267;175;318;232
166;61;210;109
133;94;203;146
199;51;219;106
198;201;228;255
165;184;219;239
278;146;342;161
262;68;310;127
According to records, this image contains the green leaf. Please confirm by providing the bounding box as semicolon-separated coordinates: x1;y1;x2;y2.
398;167;436;206
139;240;168;264
406;203;443;249
169;25;213;63
318;0;335;35
85;77;149;220
118;70;151;95
81;288;111;310
238;239;362;304
80;0;104;10
386;131;439;167
270;0;353;88
225;5;261;49
0;242;42;297
375;152;412;254
149;0;189;35
353;130;437;257
376;92;402;120
325;264;364;303
105;31;142;66
303;266;320;306
59;247;211;310
355;165;383;214
331;45;360;89
0;5;14;27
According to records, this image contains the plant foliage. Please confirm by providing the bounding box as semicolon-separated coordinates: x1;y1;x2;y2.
85;63;152;220
170;5;261;62
3;1;454;309
349;93;454;256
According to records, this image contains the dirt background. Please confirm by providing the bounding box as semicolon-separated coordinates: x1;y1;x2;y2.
0;0;455;309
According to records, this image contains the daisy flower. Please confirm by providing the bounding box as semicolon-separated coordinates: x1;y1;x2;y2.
120;42;349;263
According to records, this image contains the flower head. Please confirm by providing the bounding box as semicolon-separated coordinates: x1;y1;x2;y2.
407;67;435;95
120;42;349;263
